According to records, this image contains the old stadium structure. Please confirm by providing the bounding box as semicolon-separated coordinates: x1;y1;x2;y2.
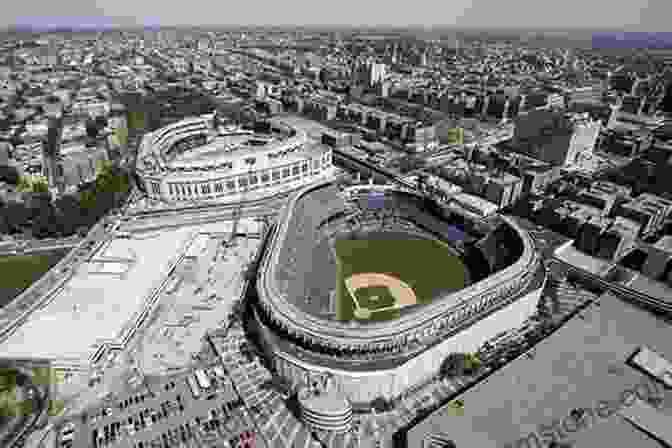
136;116;335;203
252;181;547;404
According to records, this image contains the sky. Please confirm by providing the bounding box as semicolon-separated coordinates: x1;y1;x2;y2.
3;0;672;31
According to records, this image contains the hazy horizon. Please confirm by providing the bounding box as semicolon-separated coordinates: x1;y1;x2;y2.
1;0;670;32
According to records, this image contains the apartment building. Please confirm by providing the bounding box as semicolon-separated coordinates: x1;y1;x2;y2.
615;193;672;238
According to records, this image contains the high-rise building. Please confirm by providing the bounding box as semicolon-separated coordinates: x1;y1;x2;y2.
351;59;387;88
42;115;63;191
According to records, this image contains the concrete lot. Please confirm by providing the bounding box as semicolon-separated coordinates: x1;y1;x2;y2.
127;232;260;377
0;228;199;363
1;218;262;421
407;292;672;448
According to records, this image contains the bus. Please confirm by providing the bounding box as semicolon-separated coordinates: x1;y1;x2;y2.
186;375;201;399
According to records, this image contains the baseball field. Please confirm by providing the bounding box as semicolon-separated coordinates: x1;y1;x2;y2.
333;232;469;322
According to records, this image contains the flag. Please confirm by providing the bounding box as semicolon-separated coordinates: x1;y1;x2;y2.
446;225;465;242
367;191;385;210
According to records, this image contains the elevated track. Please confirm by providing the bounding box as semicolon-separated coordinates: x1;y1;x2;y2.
549;258;672;318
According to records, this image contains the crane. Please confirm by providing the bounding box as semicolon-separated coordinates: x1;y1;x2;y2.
226;157;256;248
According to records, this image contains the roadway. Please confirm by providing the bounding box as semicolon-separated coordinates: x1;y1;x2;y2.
0;237;82;258
547;257;672;317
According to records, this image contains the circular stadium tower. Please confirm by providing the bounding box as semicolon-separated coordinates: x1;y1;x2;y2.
136;117;335;204
253;181;547;404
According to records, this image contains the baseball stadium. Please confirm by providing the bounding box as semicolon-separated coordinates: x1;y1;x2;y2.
252;181;548;403
135;116;335;204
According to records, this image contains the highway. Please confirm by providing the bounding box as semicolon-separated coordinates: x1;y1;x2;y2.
333;148;417;190
126;193;290;220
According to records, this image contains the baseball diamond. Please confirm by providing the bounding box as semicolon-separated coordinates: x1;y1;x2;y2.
334;234;469;322
345;274;419;319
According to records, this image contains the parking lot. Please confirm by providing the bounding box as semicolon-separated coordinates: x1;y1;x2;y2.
208;326;320;448
61;364;256;448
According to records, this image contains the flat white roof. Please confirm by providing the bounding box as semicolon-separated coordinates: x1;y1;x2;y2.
0;224;231;364
631;346;672;387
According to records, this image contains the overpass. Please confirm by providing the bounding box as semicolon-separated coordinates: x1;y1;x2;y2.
549;257;672;318
332;148;417;190
0;239;81;257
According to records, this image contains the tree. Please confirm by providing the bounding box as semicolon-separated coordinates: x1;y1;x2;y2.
32;178;49;194
440;352;481;377
17;175;48;193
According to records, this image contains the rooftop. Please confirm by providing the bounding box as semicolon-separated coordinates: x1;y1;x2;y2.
407;293;672;448
299;390;351;416
0;227;202;364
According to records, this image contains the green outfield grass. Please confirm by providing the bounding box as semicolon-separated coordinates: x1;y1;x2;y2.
334;235;468;322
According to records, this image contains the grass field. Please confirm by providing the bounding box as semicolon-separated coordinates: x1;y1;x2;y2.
334;233;468;322
0;250;68;308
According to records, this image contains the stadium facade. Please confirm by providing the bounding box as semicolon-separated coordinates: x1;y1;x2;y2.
135;117;335;203
252;181;547;404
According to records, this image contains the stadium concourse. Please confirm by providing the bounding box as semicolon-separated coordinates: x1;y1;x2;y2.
252;181;547;403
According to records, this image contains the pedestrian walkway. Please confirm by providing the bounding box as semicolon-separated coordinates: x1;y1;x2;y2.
208;326;314;448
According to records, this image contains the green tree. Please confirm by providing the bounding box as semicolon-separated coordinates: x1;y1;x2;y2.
79;189;98;214
17;175;49;193
31;178;49;193
17;175;32;192
440;352;481;377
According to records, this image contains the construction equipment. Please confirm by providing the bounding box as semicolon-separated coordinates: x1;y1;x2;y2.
225;158;256;247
